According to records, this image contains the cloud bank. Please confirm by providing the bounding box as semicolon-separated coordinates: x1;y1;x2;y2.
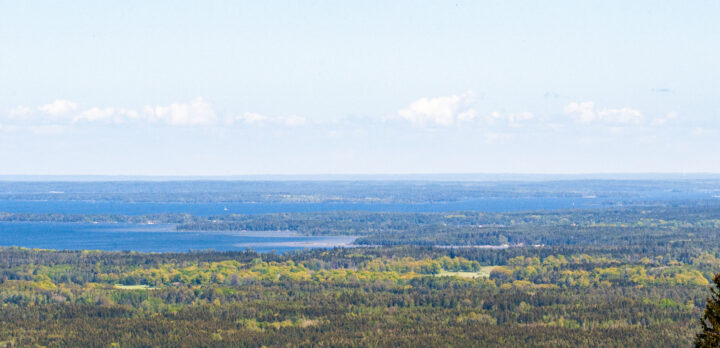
2;98;305;129
395;91;539;129
2;94;683;136
564;101;644;124
397;91;477;126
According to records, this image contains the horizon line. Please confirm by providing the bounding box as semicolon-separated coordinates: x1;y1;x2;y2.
1;173;720;182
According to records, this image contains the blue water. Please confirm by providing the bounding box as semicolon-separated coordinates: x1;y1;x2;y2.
0;196;714;253
0;197;607;216
0;222;355;253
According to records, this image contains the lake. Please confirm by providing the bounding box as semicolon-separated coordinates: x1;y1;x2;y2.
0;222;356;253
0;197;606;216
0;194;714;253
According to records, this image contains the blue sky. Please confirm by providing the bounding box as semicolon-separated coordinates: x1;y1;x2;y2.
1;1;718;175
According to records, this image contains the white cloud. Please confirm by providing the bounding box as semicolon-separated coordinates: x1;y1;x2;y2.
489;111;534;127
394;92;535;128
119;108;141;120
37;99;78;117
8;97;678;140
5;97;313;131
563;102;596;122
230;112;307;127
8;106;32;118
564;101;644;124
41;99;220;126
235;112;269;124
397;91;476;126
277;115;307;127
146;97;217;126
651;111;678;126
597;108;644;124
74;107;117;123
508;112;534;123
457;109;477;122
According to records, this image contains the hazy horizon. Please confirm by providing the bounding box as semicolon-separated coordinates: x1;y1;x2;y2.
2;172;720;182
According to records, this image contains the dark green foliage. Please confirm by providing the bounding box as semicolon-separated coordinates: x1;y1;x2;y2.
697;274;720;347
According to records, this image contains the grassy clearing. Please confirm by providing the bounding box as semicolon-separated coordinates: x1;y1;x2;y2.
435;266;496;278
114;284;156;290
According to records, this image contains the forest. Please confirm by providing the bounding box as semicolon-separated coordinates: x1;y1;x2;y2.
0;180;719;346
0;244;714;347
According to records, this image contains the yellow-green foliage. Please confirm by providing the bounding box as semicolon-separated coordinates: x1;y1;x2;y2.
496;254;710;288
93;256;482;287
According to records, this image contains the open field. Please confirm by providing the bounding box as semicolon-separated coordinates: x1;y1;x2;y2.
435;266;497;278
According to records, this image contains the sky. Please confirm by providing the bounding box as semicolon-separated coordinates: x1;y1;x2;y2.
1;1;718;175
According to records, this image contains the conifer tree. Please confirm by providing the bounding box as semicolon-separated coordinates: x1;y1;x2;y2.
697;273;720;347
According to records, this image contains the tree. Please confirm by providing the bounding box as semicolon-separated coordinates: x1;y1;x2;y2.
696;273;720;347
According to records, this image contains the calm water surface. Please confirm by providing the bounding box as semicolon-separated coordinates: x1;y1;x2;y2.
0;194;714;252
0;222;355;253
